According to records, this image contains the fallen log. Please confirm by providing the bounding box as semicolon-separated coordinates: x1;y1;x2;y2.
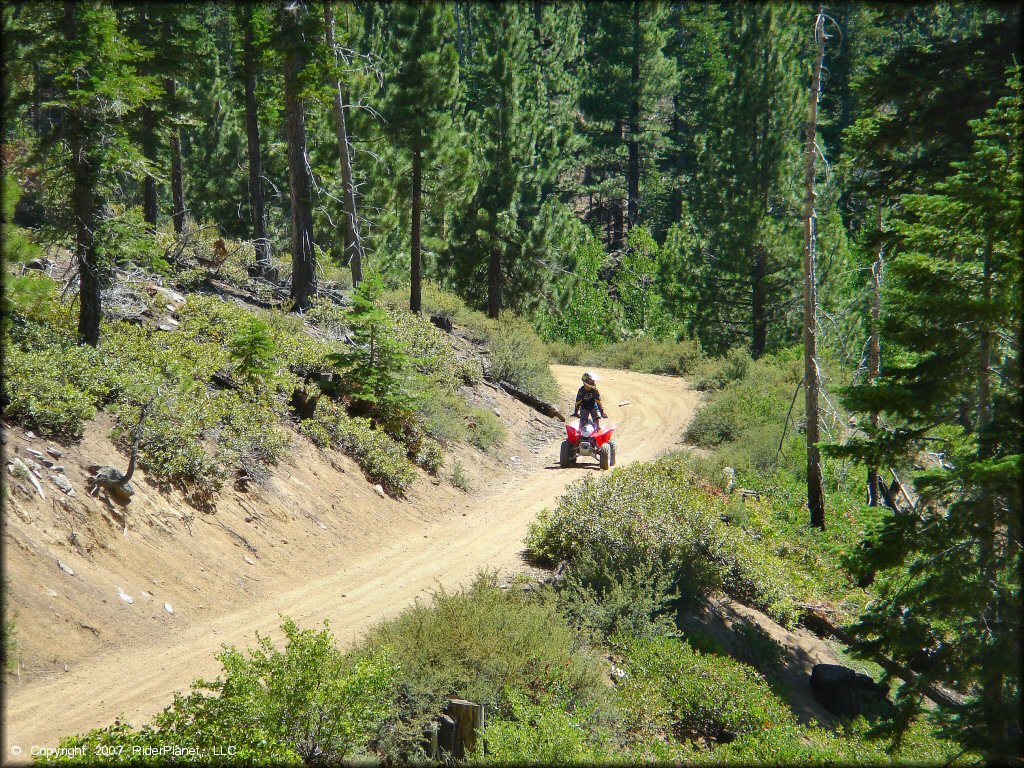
799;607;965;709
495;379;566;421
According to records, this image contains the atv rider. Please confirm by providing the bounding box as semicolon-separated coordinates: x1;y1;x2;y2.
572;371;607;430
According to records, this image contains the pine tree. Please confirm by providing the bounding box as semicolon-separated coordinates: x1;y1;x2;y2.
688;2;805;357
378;2;459;314
24;2;154;346
579;0;677;249
280;0;319;311
834;69;1022;759
238;3;272;270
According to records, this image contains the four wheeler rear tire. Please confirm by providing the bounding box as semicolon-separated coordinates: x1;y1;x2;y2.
559;440;574;468
599;444;611;470
609;441;617;466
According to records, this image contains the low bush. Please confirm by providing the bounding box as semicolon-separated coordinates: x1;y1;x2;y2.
353;573;608;761
527;457;809;626
474;689;622;765
548;337;704;376
449;460;471;491
489;313;559;402
38;619;395;765
299;400;417;495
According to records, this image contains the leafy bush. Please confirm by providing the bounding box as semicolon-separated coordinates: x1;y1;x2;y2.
2;343;102;438
450;460;471;491
299;400;417;495
412;383;506;451
527;457;806;626
548;337;704;376
354;574;608;760
474;689;621;765
693;346;754;391
489;313;559;402
39;619;395;765
229;316;277;384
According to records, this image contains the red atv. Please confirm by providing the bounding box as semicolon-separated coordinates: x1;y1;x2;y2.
560;413;617;470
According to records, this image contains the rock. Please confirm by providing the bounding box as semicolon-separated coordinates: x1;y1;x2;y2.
373;484;386;499
117;587;134;604
44;587;59;598
157;323;176;332
809;664;891;719
244;555;255;565
9;458;44;499
26;257;53;272
26;447;46;460
154;286;187;305
618;400;631;407
42;458;56;468
58;560;76;576
25;458;45;478
46;446;63;459
164;602;174;615
141;591;152;599
163;316;179;327
25;430;37;440
49;474;76;497
492;408;502;417
52;465;65;473
429;314;454;333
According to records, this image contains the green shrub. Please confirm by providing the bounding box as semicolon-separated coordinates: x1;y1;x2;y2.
38;619;395;765
616;635;799;748
354;573;608;760
468;407;505;451
412;435;444;474
527;457;805;626
229;316;277;384
450;460;471;491
489;313;559;402
693;346;754;391
474;689;622;765
2;344;102;438
548;337;704;376
299;400;417;495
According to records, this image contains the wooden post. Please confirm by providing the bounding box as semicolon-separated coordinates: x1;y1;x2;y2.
445;698;485;759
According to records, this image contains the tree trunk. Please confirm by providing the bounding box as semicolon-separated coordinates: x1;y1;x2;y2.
283;2;317;311
751;247;767;359
324;3;363;286
804;8;826;529
242;6;271;270
63;3;101;347
410;146;422;314
976;232;993;440
487;248;501;319
867;206;883;506
627;1;640;230
141;105;158;234
166;78;185;234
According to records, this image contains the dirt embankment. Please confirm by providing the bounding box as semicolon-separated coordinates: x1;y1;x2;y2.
3;365;701;753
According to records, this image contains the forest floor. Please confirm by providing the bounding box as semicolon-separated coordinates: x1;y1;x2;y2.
3;365;702;751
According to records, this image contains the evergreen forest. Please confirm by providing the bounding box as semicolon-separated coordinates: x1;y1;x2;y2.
1;1;1021;765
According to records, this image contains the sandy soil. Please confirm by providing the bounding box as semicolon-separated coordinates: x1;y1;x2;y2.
2;365;701;755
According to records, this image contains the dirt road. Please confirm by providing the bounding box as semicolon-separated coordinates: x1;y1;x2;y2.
4;365;699;754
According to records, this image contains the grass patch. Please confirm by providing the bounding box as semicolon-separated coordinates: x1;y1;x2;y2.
548;336;704;376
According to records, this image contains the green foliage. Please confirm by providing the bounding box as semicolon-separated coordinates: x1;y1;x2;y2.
488;313;559;402
548;337;703;376
474;689;620;765
327;273;417;432
449;460;471;491
542;236;616;346
299;399;416;495
39;619;395;765
832;66;1023;758
229;316;277;384
616;635;962;765
527;457;809;626
354;574;608;760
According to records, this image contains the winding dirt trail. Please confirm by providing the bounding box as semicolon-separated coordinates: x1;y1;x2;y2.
3;365;699;755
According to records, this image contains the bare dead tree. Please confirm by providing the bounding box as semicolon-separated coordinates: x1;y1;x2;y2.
804;7;826;529
867;205;884;505
324;2;364;287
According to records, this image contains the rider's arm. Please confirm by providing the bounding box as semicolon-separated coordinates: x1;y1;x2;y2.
595;389;606;416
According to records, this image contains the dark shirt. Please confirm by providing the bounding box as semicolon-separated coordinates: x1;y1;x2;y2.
575;385;603;412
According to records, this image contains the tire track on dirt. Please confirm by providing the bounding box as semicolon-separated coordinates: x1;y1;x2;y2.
3;366;700;753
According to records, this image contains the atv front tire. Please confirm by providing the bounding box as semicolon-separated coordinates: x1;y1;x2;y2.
599;444;611;470
560;440;574;468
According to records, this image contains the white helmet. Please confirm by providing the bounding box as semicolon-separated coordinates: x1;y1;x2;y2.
582;371;598;385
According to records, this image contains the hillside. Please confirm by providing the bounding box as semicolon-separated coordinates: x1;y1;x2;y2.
4;364;701;750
